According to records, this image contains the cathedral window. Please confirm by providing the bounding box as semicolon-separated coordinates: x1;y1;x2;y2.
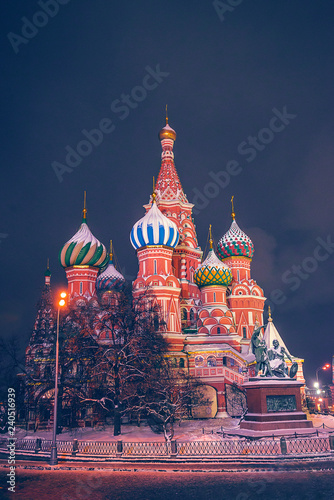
213;292;216;302
207;356;217;367
182;309;188;321
190;309;195;321
179;358;185;368
154;260;157;274
171;357;177;368
79;282;83;295
195;355;204;367
243;327;247;339
237;270;240;281
217;327;221;334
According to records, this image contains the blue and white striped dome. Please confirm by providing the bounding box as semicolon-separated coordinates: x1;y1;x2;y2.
130;202;179;250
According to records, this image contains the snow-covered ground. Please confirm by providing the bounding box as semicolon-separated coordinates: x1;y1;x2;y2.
12;413;334;442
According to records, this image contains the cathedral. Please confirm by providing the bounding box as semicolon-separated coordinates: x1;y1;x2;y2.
26;116;305;425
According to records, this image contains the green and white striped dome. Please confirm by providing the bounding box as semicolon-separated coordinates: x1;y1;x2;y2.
59;215;108;269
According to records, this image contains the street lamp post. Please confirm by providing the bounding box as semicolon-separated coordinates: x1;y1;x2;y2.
315;364;330;395
50;292;66;466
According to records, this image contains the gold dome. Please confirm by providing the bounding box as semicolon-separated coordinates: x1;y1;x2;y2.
159;123;176;141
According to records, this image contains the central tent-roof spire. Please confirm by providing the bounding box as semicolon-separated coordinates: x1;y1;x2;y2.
155;108;188;203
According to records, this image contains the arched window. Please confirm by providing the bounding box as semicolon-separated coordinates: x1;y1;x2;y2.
207;356;217;367
79;282;83;295
171;357;177;368
195;355;204;367
181;309;188;321
213;292;216;302
217;327;221;334
242;327;247;339
154;315;159;331
190;309;195;321
154;260;157;274
179;358;185;368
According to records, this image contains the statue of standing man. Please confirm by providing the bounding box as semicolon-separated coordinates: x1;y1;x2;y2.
250;325;273;377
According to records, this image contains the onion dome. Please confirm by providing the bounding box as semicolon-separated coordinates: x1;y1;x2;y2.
96;241;125;292
159;123;176;141
217;198;254;259
130;194;179;250
59;194;108;268
158;105;176;141
194;225;232;287
217;219;254;259
194;248;232;288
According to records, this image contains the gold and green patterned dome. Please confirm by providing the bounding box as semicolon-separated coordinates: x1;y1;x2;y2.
194;248;232;288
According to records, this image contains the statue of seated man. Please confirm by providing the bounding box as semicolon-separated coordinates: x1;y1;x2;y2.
268;339;290;376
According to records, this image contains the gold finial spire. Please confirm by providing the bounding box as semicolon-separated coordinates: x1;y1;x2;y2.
82;191;87;221
231;195;235;220
165;104;168;125
209;224;213;250
152;176;156;203
109;240;113;262
268;306;273;322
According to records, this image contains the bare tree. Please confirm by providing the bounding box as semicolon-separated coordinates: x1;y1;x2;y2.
62;285;167;436
131;360;211;442
225;382;247;422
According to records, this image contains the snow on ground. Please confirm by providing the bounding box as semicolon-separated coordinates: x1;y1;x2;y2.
13;414;334;442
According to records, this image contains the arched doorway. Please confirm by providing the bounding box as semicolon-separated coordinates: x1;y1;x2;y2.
192;385;217;418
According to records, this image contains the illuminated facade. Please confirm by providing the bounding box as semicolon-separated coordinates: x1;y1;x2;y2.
28;116;305;419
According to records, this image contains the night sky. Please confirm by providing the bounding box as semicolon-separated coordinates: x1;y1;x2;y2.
1;0;333;386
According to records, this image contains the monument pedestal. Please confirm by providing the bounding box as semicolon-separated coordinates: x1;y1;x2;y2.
240;378;312;433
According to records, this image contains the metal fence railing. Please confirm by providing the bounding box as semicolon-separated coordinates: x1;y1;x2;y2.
123;441;171;456
0;435;333;458
77;441;118;456
177;439;281;456
286;437;331;455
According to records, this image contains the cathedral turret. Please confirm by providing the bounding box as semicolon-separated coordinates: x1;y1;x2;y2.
146;110;202;328
194;226;236;337
26;264;56;379
59;192;108;306
131;185;182;348
96;241;125;295
217;198;265;341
